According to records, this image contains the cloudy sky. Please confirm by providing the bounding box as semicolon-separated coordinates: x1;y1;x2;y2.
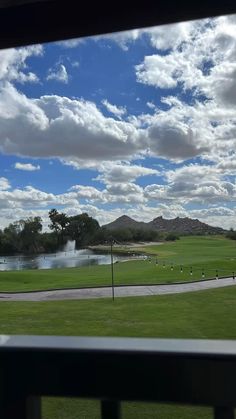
0;14;236;230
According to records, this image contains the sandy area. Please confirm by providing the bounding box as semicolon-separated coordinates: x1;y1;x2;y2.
89;242;163;250
122;241;164;248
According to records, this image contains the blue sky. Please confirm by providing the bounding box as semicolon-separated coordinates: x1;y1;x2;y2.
0;15;236;230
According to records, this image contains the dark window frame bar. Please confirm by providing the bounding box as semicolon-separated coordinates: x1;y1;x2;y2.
1;336;236;418
0;0;236;50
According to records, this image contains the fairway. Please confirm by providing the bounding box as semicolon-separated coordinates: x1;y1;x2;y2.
1;286;236;418
0;236;236;292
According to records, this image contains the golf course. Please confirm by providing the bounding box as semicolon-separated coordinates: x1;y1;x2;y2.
0;235;236;418
0;236;235;292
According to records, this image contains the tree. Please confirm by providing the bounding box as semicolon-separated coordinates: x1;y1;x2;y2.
111;228;133;243
92;227;110;244
165;233;180;241
19;217;43;252
48;209;69;245
0;223;20;254
39;232;58;253
65;213;100;246
226;228;236;240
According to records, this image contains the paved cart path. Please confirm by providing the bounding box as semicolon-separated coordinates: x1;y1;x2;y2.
0;277;235;301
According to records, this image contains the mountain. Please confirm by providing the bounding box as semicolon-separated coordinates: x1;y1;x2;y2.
148;216;224;234
104;215;225;235
104;215;147;230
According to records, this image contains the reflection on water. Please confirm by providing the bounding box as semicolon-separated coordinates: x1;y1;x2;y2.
0;249;137;271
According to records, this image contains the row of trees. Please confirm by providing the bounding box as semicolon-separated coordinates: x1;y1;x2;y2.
47;210;180;246
48;209;99;247
0;210;100;255
226;228;236;240
0;217;43;255
0;209;180;255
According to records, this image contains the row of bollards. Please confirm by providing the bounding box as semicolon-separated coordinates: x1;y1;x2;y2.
147;258;236;280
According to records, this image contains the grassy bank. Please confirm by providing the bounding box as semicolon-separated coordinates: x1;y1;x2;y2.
1;286;236;418
0;236;235;292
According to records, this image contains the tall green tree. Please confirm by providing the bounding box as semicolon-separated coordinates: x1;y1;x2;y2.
48;209;69;244
65;213;99;246
0;222;21;254
226;228;236;240
19;217;43;253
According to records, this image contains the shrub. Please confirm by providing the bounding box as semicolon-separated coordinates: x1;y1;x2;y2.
165;233;180;241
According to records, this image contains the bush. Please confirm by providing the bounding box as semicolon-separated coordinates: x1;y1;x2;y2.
226;228;236;240
165;233;180;241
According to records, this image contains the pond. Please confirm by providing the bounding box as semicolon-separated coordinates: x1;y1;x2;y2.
0;248;140;271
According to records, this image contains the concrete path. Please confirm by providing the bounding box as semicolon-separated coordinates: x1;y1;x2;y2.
0;277;235;301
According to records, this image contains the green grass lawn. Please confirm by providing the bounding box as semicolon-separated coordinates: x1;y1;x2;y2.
1;286;236;418
1;235;235;417
0;236;236;292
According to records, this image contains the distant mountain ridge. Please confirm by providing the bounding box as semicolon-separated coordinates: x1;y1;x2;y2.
104;215;225;235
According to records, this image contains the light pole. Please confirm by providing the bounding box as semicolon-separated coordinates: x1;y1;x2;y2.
110;238;115;301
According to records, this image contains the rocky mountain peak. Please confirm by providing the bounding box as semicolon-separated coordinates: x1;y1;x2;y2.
104;215;225;234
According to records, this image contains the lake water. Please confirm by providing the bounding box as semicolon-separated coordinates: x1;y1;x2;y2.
0;248;139;271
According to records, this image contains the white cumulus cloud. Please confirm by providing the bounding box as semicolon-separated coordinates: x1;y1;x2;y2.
95;162;159;184
0;45;42;83
46;64;69;83
0;177;11;191
15;162;40;171
102;99;126;119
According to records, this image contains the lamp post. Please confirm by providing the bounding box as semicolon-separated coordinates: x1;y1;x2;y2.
110;238;115;301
